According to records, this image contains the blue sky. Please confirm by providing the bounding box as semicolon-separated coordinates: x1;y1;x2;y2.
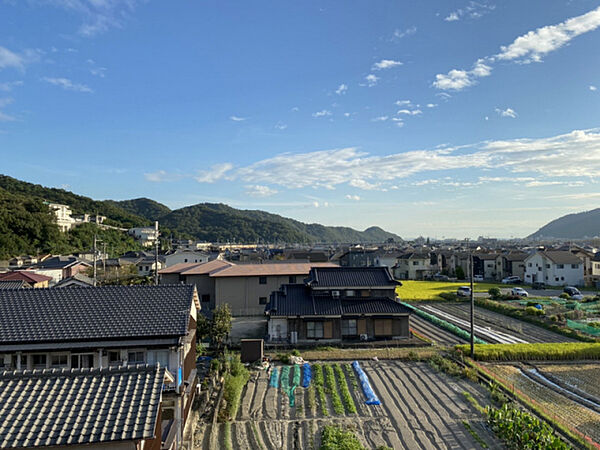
1;0;600;239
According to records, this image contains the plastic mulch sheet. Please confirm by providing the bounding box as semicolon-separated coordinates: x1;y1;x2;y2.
269;367;280;388
352;360;381;405
302;363;312;388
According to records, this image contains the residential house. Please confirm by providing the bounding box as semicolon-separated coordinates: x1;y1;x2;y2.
164;250;210;268
30;256;91;285
159;260;235;312
374;251;401;268
53;272;94;288
137;256;165;277
499;251;528;281
211;262;338;316
0;365;165;450
393;252;435;280
0;270;52;288
473;253;500;280
128;226;160;247
0;280;30;290
524;251;584;286
569;247;597;287
592;252;600;287
47;202;75;232
336;247;379;267
265;267;411;344
0;284;199;448
282;249;331;262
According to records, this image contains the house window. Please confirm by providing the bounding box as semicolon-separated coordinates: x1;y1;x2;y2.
202;294;210;303
346;290;355;297
555;277;559;282
50;354;68;367
561;277;565;281
289;276;296;284
259;276;267;284
184;258;188;263
557;264;564;269
147;350;169;368
572;264;579;269
259;297;267;305
412;261;419;265
545;264;550;269
538;267;542;271
342;319;357;336
32;354;47;368
307;322;324;339
108;351;122;366
71;354;94;369
374;319;393;336
528;263;532;267
128;351;145;364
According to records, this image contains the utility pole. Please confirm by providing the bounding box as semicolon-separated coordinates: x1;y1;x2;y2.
470;251;475;358
153;221;159;285
93;234;97;287
102;242;107;281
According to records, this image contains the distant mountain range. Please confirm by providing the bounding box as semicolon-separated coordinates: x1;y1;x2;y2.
528;208;600;240
0;175;402;257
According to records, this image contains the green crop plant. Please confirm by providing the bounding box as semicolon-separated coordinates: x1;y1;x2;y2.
456;342;600;361
320;425;365;450
334;363;357;414
312;364;329;417
324;364;345;415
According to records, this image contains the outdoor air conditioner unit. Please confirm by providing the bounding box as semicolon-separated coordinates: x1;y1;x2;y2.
332;291;340;298
359;334;368;341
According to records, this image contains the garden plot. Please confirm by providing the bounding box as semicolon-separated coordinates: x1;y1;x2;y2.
199;361;502;449
410;315;468;346
533;363;600;401
483;363;600;445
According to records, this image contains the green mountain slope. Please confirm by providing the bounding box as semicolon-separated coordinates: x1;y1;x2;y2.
528;208;600;239
108;198;171;222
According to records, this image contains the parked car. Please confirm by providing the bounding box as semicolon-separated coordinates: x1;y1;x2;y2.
433;273;450;281
532;282;546;290
511;287;529;297
501;276;521;284
473;275;484;282
564;286;583;300
457;286;472;297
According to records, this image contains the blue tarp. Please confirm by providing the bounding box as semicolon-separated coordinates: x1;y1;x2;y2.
302;363;312;388
352;361;381;405
269;367;280;388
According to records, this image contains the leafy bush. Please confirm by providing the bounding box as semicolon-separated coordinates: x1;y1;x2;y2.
456;266;465;280
488;287;501;299
428;354;463;377
320;425;365;450
221;353;250;421
525;306;544;316
559;293;570;299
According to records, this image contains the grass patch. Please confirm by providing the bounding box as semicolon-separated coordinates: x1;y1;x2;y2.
334;363;357;414
463;391;486;415
313;364;329;417
324;364;345;415
320;425;365;450
456;342;600;361
462;421;489;449
397;280;513;301
300;347;437;361
220;353;250;421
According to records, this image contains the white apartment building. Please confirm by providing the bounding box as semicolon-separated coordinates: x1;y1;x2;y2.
524;251;584;287
47;203;75;232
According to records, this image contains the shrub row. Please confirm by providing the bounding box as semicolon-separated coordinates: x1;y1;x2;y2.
221;354;250;421
457;342;600;361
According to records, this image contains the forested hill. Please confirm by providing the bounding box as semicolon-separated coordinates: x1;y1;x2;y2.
528;208;600;240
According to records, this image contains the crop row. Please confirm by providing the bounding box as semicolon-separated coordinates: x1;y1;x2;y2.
312;364;329;417
334;363;357;414
457;342;600;361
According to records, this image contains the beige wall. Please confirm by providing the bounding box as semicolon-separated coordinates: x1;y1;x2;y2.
215;274;299;316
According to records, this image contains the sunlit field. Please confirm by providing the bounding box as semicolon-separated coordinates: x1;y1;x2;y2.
396;280;509;301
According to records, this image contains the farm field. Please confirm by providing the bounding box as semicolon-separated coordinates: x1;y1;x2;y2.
536;363;600;399
428;302;576;344
410;314;468;346
482;363;600;445
195;360;502;449
397;280;513;301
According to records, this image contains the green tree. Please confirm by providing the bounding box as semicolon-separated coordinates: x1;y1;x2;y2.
455;266;465;280
211;304;232;352
488;287;501;299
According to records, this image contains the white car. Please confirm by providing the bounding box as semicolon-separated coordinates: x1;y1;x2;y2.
502;276;521;284
511;287;528;297
457;286;472;297
473;275;484;282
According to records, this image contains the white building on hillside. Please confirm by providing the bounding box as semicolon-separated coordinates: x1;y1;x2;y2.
524;251;584;287
47;203;75;232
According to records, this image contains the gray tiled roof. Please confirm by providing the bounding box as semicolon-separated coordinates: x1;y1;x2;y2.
0;285;195;345
0;280;26;290
0;365;164;448
341;298;411;315
306;267;398;288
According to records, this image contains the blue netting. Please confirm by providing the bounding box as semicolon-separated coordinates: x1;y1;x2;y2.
352;361;380;405
269;367;280;388
302;363;312;388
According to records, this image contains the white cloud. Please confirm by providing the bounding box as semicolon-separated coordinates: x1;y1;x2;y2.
364;74;379;87
312;109;332;118
245;185;278;197
426;103;437;108
497;6;600;63
495;107;517;118
395;100;413;107
42;77;93;93
90;66;106;77
372;59;403;70
397;109;422;116
393;26;417;40
0;47;26;71
590;85;598;91
144;170;186;182
435;6;600;91
371;116;388;122
345;194;361;201
335;83;348;95
444;2;495;22
291;106;299;112
0;81;23;91
230;115;246;122
274;121;287;130
391;118;404;127
195;163;233;183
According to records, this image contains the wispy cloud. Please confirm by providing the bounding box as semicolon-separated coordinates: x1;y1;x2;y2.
495;107;517;118
274;121;287;130
372;59;403;70
0;46;39;71
444;2;495;22
434;5;600;91
0;81;23;92
42;77;93;93
392;26;417;40
0;98;15;122
245;185;278;197
364;74;379;87
312;109;332;118
590;85;597;91
345;194;360;201
371;116;388;122
144;170;186;183
229;115;246;122
397;109;422;116
335;83;348;95
195;163;233;183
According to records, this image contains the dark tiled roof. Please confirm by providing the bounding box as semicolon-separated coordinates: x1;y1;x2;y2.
54;273;94;288
0;365;163;448
539;251;582;265
0;280;26;290
266;285;410;317
0;285;195;345
306;267;398;288
33;256;89;270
